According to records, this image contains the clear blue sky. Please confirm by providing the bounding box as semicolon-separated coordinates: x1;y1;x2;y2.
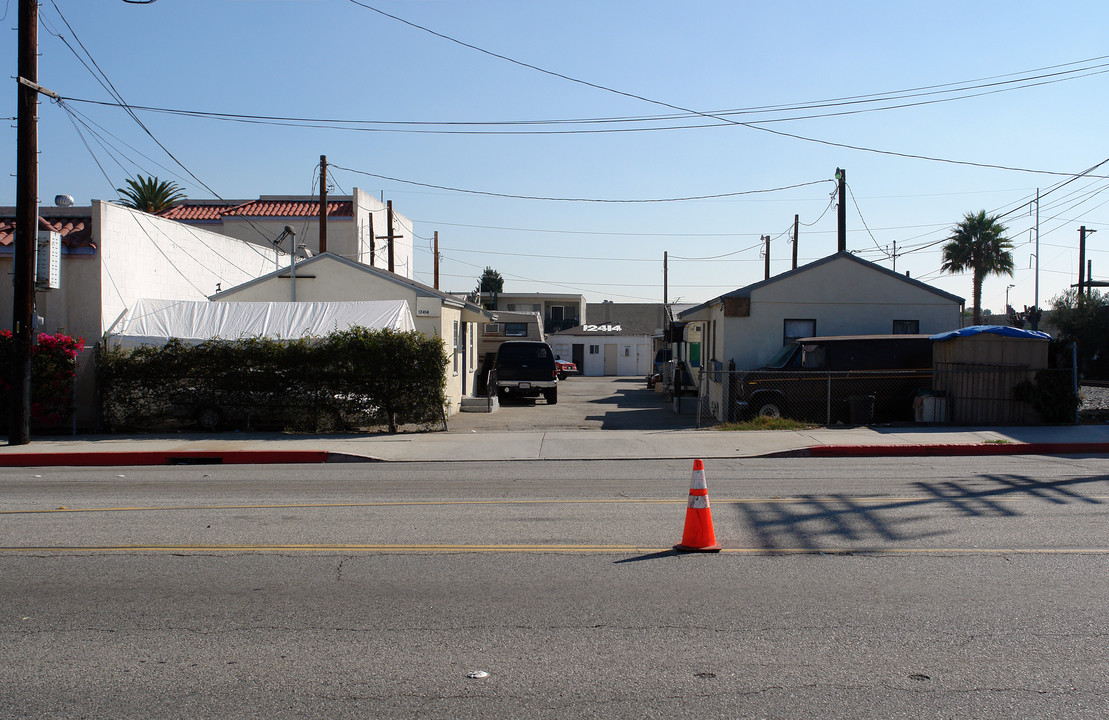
3;0;1107;314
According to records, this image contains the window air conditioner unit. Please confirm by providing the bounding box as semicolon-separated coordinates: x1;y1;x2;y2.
482;323;502;336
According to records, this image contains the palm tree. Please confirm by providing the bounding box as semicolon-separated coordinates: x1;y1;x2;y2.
941;210;1015;326
116;175;186;213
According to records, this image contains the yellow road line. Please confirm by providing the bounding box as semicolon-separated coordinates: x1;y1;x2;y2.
6;495;1107;515
1;544;1107;555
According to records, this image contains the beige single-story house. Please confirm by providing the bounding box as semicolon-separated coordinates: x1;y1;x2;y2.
677;251;964;423
678;251;964;372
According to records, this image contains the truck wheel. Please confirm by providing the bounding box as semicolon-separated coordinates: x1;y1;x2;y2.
544;388;558;405
755;401;782;419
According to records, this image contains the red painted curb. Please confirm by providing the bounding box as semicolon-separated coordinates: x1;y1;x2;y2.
807;442;1109;458
0;450;330;467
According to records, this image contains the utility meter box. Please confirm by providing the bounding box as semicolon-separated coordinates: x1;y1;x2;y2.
36;230;61;290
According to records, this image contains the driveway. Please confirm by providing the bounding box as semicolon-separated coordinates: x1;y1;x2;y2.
446;376;698;432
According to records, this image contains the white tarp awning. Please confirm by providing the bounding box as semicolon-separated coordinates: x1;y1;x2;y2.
110;299;415;348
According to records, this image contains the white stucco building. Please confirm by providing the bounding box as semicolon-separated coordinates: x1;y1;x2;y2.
160;188;415;280
550;322;652;377
1;201;282;429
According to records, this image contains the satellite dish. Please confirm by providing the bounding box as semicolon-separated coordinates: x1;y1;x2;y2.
54;194;75;207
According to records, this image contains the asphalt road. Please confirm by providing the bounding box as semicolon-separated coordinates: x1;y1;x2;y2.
2;456;1108;719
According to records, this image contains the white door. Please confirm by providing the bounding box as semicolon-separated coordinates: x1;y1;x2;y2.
603;344;618;375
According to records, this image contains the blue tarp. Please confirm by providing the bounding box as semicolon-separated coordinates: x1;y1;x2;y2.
930;325;1051;342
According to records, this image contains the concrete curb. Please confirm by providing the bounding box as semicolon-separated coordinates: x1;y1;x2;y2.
0;450;332;467
802;442;1109;458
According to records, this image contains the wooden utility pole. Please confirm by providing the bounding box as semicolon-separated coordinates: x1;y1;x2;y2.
1078;226;1095;297
318;155;328;254
367;213;375;267
433;231;440;289
763;235;771;280
663;251;668;306
792;214;799;270
11;0;40;446
835;168;846;253
386;200;395;273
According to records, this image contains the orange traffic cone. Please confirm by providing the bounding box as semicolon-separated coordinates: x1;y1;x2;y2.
674;459;722;553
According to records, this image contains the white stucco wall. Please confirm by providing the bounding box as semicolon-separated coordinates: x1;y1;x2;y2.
552;333;649;376
710;256;962;370
97;202;275;337
354;189;414;280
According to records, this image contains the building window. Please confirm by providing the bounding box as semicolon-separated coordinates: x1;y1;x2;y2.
589;345;599;354
893;320;920;334
452;321;459;374
783;319;816;346
504;322;528;337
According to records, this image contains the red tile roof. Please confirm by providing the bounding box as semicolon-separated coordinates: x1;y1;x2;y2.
160;199;353;221
0;215;95;249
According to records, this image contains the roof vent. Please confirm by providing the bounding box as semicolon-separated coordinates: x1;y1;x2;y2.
54;194;75;207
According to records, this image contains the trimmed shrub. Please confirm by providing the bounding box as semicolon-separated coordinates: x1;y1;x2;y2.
99;328;448;433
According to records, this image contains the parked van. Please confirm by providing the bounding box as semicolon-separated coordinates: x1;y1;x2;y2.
734;335;933;423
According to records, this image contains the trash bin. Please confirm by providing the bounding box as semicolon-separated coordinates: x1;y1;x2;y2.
849;394;875;425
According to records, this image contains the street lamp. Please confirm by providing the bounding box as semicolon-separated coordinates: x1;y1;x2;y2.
1006;284;1015;310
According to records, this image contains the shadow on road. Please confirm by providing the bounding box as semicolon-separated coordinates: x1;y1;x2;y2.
732;474;1109;552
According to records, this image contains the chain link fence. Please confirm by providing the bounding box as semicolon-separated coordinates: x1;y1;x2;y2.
696;364;1078;428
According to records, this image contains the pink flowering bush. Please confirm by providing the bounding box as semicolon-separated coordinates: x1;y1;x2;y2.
0;330;85;429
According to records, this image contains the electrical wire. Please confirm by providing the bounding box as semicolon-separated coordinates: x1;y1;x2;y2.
43;1;281;260
344;1;1109;179
847;183;889;260
329;163;832;203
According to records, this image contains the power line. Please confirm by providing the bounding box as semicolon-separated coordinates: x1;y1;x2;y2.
329;163;831;203
59;60;1109;135
344;1;1109;179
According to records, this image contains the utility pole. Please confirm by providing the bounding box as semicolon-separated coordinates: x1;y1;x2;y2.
1078;226;1096;298
763;234;771;280
792;214;799;270
318;155;328;254
1034;188;1040;311
367;212;375;267
835;168;846;253
663;251;668;306
11;0;40;446
433;231;440;289
386;200;395;273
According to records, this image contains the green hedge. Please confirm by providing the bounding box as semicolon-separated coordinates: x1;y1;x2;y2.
99;328;449;433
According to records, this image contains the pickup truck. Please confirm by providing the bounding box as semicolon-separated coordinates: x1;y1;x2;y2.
734;334;933;423
489;341;559;404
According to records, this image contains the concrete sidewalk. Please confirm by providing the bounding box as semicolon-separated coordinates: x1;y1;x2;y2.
0;424;1107;466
